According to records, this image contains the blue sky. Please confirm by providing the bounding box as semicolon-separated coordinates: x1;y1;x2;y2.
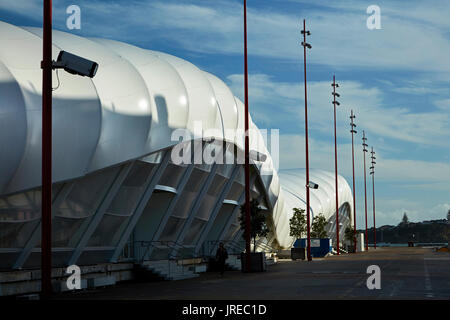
1;0;449;228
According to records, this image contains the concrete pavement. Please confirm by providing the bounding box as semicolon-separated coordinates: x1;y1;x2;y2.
55;247;450;300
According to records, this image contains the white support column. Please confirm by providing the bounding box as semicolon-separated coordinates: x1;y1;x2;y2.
110;150;170;263
67;162;134;266
12;182;75;269
194;165;240;255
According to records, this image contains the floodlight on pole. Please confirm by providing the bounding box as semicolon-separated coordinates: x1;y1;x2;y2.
301;19;312;262
362;131;369;251
370;147;377;249
350;110;357;252
331;75;340;255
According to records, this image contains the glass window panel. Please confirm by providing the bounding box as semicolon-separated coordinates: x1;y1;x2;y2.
0;189;43;222
216;164;234;178
123;161;155;187
196;194;217;221
224;224;240;241
107;186;142;216
52;216;86;247
158;163;185;189
183;218;205;245
88;214;128;247
56;167;119;219
171;190;196;219
158;217;185;242
205;204;234;242
207;175;227;197
0;220;39;248
225;183;243;201
134;192;173;242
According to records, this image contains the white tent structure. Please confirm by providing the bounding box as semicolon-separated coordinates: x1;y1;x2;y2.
0;21;353;273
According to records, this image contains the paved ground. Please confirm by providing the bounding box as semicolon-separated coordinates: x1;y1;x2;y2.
56;247;450;300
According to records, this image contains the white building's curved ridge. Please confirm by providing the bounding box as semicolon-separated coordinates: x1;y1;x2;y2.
0;21;353;270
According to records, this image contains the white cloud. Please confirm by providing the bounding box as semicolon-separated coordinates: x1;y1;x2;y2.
278;133;450;226
279;133;450;184
0;1;41;18
4;0;450;73
434;99;450;111
377;202;450;226
3;0;448;226
226;73;450;148
429;203;450;216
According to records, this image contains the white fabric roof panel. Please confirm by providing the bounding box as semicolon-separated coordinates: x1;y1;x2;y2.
277;169;354;247
0;21;353;249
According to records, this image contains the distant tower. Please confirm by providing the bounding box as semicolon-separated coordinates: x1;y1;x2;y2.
447;209;450;224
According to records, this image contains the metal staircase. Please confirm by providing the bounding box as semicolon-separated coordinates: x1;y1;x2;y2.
133;239;278;280
225;254;242;270
139;259;200;281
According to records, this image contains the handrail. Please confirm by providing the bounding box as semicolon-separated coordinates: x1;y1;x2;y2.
255;240;276;253
167;240;199;258
228;240;246;252
134;240;168;263
205;239;277;260
134;240;202;278
205;240;245;257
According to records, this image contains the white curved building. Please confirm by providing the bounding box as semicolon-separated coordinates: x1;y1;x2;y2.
0;21;353;273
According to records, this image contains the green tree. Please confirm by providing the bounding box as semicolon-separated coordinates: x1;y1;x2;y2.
239;199;269;252
399;212;409;226
289;208;306;240
311;214;328;238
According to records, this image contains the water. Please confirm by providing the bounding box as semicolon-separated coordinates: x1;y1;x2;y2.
368;242;447;247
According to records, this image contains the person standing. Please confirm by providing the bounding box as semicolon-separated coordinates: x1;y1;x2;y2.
215;242;228;276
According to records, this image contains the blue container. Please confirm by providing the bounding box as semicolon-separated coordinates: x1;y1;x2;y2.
293;238;332;258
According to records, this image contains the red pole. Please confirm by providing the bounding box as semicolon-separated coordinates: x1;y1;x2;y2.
332;76;339;255
371;147;376;249
41;0;53;295
362;131;368;251
350;110;357;252
372;167;376;249
243;0;251;272
301;20;312;261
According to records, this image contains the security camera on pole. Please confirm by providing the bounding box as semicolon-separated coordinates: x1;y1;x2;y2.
331;76;340;255
52;51;98;77
41;0;98;296
301;19;312;262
